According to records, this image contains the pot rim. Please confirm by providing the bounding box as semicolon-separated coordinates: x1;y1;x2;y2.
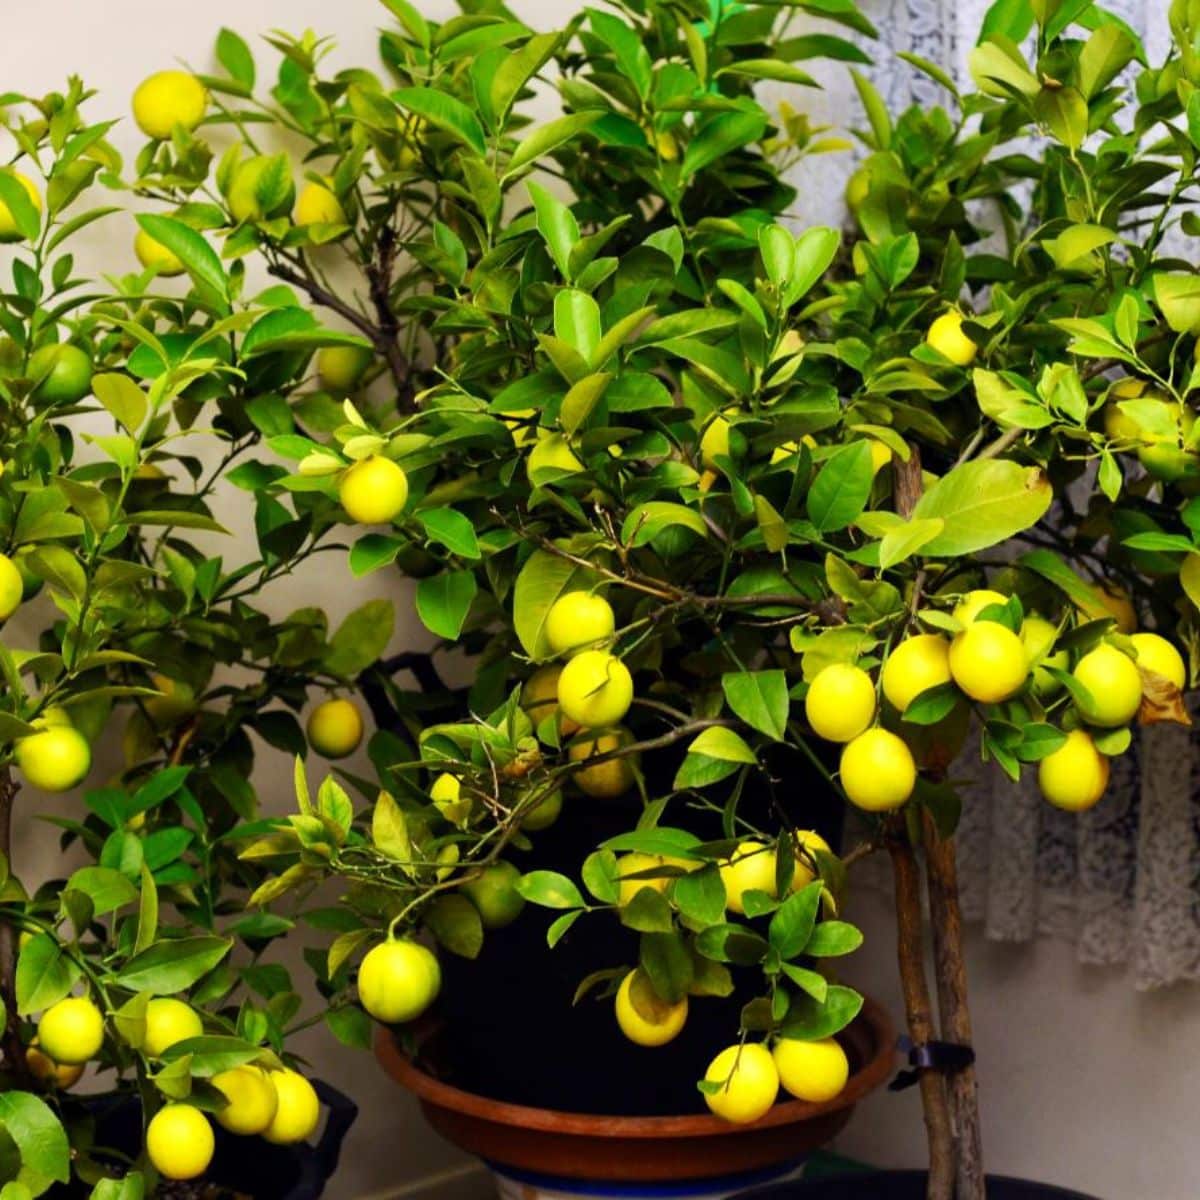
375;994;895;1139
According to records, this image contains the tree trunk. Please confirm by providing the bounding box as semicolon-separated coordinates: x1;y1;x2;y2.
924;815;985;1200
888;832;954;1200
0;766;30;1085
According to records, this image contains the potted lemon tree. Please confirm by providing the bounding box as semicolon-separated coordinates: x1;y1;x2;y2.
167;4;1174;1200
0;72;396;1198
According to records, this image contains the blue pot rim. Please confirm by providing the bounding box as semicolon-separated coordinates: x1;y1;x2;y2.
484;1157;805;1197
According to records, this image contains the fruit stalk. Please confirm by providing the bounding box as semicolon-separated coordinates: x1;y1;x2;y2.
0;765;30;1085
923;813;985;1200
889;830;954;1200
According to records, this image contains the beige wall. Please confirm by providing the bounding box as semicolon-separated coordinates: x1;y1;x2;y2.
4;4;1196;1200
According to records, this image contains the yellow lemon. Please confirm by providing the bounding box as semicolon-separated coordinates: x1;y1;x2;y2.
460;861;526;930
1038;729;1109;812
133;71;207;140
318;344;373;392
1130;632;1186;689
295;181;345;227
840;729;916;812
1072;644;1142;727
556;651;633;728
0;171;41;242
926;311;977;366
545;592;615;657
338;456;409;524
522;664;580;736
306;697;364;759
881;634;952;713
134;229;185;276
948;622;1029;703
1103;380;1149;442
773;1037;849;1103
704;1043;780;1124
568;731;637;797
147;1104;214;1180
144;997;203;1058
1075;585;1136;634
358;939;441;1024
15;727;91;792
0;553;22;620
789;829;832;891
144;672;197;729
263;1070;321;1145
867;439;892;474
1021;615;1068;697
213;1065;279;1135
616;852;671;908
720;840;778;915
26;1039;84;1090
614;970;687;1047
700;415;731;468
228;154;295;222
38;997;104;1065
805;663;876;743
952;589;1008;626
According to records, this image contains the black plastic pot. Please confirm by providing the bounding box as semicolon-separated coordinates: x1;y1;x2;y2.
734;1171;1101;1199
48;1080;357;1200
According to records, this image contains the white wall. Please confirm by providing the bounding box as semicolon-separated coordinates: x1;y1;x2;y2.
6;4;1199;1200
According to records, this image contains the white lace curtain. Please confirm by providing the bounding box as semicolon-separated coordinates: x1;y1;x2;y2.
784;1;1197;990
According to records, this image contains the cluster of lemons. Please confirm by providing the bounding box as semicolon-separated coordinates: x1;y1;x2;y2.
31;993;320;1180
128;71;412;536
805;588;1182;814
609;836;849;1121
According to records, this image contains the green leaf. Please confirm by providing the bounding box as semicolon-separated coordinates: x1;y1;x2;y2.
554;290;601;364
785;226;840;307
92;374;147;433
325;1005;373;1049
581;850;620;904
516;870;584;909
1154;274;1200;335
849;70;891;149
639;932;694;1003
879;518;945;569
672;865;727;926
425;894;484;959
780;984;863;1040
587;9;653;99
325;598;394;676
15;935;81;1016
768;880;823;959
695;923;769;966
1078;24;1134;98
135;215;227;298
681;109;767;181
417;508;480;559
64;866;137;916
527;181;579;279
506;112;604;177
372;792;411;861
620;886;674;932
491;32;559;124
722;670;789;741
804;920;864;957
217;27;255;88
911;459;1053;556
807;441;874;532
687;727;757;763
621;501;708;548
392;87;486;156
1034;86;1088;150
114;936;233;993
547;911;582;947
134;863;158;956
0;1093;69;1194
415;570;477;640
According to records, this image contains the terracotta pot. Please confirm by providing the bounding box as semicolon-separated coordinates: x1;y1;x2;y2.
375;996;895;1184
